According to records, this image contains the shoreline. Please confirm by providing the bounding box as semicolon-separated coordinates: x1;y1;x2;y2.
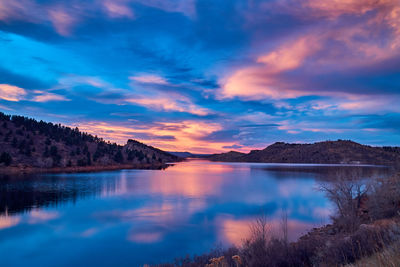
0;163;174;175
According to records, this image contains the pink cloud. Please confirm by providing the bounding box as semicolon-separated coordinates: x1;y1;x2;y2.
0;84;27;101
220;36;322;100
0;0;38;22
219;1;400;101
32;92;70;102
47;7;77;36
126;95;210;116
303;0;397;19
257;36;320;72
103;0;135;18
129;74;169;85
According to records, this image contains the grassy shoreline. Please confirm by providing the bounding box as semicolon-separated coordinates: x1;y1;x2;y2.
0;163;173;175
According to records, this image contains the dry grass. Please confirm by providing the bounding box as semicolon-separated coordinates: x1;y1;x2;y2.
345;241;400;267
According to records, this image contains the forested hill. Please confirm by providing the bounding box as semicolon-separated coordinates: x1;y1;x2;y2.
207;140;400;165
0;112;178;171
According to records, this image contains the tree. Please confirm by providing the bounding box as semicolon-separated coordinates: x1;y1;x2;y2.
12;137;18;148
43;146;50;157
50;146;58;157
114;150;123;163
87;152;91;166
0;152;12;166
319;171;370;232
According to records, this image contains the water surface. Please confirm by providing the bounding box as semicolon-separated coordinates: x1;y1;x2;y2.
0;160;390;266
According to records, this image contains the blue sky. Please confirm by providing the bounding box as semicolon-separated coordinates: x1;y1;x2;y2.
1;0;400;153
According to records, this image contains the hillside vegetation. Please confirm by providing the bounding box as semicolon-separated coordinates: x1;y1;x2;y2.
0;112;178;171
208;140;400;165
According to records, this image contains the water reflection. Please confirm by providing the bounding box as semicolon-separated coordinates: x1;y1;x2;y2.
0;160;391;266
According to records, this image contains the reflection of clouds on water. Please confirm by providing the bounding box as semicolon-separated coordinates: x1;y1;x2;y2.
80;227;99;238
28;210;60;224
0;215;20;230
0;209;60;230
128;231;164;243
217;216;319;246
278;178;316;197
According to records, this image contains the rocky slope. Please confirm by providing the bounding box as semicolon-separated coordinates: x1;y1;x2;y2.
207;140;400;165
0;112;178;171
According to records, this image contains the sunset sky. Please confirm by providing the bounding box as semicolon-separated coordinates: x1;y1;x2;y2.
1;0;400;153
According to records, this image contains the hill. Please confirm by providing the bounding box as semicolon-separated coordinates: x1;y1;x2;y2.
167;151;211;158
0;112;178;172
207;140;400;165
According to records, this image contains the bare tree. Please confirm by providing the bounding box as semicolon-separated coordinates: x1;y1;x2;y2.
280;208;288;245
249;212;270;244
319;170;370;232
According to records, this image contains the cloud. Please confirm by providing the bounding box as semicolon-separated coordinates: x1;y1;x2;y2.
0;84;27;101
219;35;322;100
219;0;400;101
32;91;70;102
130;74;169;85
303;0;398;19
72;120;243;153
103;0;135;18
133;0;196;18
0;0;37;22
47;7;77;36
126;95;210;116
0;1;79;36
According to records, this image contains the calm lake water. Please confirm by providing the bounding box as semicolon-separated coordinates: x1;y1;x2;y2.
0;160;390;266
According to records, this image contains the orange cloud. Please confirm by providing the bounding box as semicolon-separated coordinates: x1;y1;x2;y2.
0;84;27;101
72;120;244;153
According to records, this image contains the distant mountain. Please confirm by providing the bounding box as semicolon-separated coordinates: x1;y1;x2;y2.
207;140;400;165
168;151;194;158
206;151;246;162
0;112;178;172
168;151;211;158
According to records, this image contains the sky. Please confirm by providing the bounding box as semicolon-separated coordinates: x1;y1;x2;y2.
0;0;400;153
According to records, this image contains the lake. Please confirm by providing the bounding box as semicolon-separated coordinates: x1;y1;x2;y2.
0;160;390;266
